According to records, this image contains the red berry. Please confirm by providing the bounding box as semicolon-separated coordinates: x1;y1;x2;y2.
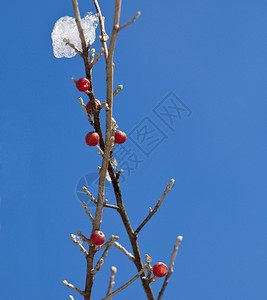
90;230;105;245
86;99;101;114
85;131;100;146
76;78;90;92
152;262;168;277
114;130;127;144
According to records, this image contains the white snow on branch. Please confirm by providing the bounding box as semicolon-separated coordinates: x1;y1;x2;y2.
51;13;99;58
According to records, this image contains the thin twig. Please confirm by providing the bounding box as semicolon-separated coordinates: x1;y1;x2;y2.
82;202;94;224
96;235;119;251
69;296;74;300
92;0;109;60
82;186;98;204
90;48;95;62
135;179;175;235
63;38;83;57
118;11;141;31
72;0;89;53
77;230;93;246
157;236;183;300
91;236;119;274
78;97;94;126
71;234;88;257
113;84;123;96
90;48;104;67
62;280;85;296
99;85;123;110
113;241;135;261
106;266;117;297
101;264;149;300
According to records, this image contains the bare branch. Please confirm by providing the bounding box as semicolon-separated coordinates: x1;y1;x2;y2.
82;186;98;204
82;202;94;224
92;0;109;60
96;235;119;251
107;266;117;297
99;85;123;110
71;234;88;257
62;280;85;296
101;264;149;300
77;230;93;247
71;0;89;53
118;11;141;31
135;179;175;235
157;236;183;300
90;48;104;67
63;38;83;57
113;241;135;261
94;0;122;231
91;236;119;274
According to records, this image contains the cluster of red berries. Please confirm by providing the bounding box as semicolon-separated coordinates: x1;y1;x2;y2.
75;78;127;148
90;230;168;277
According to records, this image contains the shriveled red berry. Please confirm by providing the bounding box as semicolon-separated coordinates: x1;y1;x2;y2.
90;230;105;245
86;99;101;114
76;78;90;92
114;130;127;144
152;262;168;277
85;131;100;146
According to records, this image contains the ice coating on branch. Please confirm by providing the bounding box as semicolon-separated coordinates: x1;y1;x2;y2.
51;13;99;58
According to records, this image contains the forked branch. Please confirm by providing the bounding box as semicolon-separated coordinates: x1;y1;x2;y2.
135;179;175;235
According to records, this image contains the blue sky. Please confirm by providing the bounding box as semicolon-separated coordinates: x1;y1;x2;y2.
0;0;266;299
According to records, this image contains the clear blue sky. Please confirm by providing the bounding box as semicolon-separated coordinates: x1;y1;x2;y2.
0;0;266;299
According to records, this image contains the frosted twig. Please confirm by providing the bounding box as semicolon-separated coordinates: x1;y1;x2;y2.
90;48;95;62
71;234;88;257
69;296;74;300
90;48;104;67
118;11;141;31
106;266;117;297
99;85;123;110
91;236;118;274
82;186;97;204
82;183;119;211
113;241;135;261
101;264;149;300
77;230;93;246
157;236;183;300
63;38;83;57
62;280;85;296
92;0;108;60
78;97;94;125
78;97;89;116
81;202;94;224
113;84;123;96
135;179;175;235
96;235;119;251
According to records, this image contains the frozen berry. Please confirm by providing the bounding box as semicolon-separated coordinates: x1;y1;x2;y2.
90;230;105;245
114;130;127;144
85;131;99;146
152;262;168;277
76;78;90;92
86;99;101;114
